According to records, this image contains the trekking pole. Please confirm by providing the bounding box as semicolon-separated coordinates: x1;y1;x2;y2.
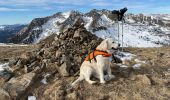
112;7;127;52
121;20;124;52
118;21;120;47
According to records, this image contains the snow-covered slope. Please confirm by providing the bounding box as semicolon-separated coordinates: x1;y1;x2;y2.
34;12;71;43
92;13;170;47
94;22;170;47
10;10;170;47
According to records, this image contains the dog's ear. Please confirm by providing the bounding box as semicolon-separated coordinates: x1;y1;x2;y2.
97;39;109;50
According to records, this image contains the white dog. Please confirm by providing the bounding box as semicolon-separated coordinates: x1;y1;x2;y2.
72;38;120;86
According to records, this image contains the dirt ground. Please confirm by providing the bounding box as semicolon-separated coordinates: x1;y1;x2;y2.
64;47;170;100
0;45;37;63
0;46;170;100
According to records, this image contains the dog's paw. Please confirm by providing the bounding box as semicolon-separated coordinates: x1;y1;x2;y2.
109;75;115;80
88;81;97;85
100;80;106;84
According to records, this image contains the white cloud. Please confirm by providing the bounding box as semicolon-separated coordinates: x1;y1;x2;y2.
0;0;48;6
0;0;111;6
53;0;93;6
0;7;29;11
90;2;112;6
0;0;169;14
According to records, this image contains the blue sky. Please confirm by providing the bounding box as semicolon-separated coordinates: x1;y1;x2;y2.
0;0;170;25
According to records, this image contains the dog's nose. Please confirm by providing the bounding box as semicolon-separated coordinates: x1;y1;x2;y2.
112;47;116;50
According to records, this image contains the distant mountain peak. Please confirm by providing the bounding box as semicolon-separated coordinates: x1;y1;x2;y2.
0;24;26;43
9;10;170;47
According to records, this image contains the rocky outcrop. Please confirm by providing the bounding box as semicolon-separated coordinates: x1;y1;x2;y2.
3;72;36;99
0;89;11;100
1;21;103;99
38;22;102;76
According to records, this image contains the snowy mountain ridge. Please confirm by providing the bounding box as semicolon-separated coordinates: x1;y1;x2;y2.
0;24;26;43
0;26;5;30
9;10;170;47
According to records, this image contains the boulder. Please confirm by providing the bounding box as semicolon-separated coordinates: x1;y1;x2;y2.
32;62;46;74
73;30;80;38
8;58;18;66
24;65;28;73
28;61;39;68
0;89;11;100
20;52;33;60
55;51;62;58
58;62;71;77
0;70;14;85
3;72;36;98
44;49;52;56
16;59;28;67
0;77;5;86
66;91;78;100
36;50;44;57
8;65;21;73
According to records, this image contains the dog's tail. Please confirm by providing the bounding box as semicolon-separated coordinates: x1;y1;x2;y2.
71;76;84;87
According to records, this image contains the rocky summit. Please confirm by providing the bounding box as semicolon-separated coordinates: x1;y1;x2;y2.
0;20;103;99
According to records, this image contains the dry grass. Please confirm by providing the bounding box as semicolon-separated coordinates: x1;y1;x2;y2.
0;45;37;62
28;47;170;100
124;47;170;67
0;46;170;99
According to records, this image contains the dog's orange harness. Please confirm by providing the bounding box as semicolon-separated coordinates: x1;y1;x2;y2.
85;49;112;62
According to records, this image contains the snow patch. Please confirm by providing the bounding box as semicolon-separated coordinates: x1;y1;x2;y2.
0;26;5;30
41;74;50;84
132;64;141;69
117;64;128;68
98;14;113;26
94;27;117;39
93;19;169;47
134;59;146;64
126;18;135;23
62;11;71;19
114;52;136;62
32;27;41;31
0;63;9;72
0;43;29;47
0;43;6;46
28;96;36;100
83;16;93;30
